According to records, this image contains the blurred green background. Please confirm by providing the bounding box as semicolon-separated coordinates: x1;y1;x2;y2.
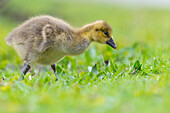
0;0;170;113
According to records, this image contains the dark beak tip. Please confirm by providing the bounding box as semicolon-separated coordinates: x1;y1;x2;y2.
113;45;117;49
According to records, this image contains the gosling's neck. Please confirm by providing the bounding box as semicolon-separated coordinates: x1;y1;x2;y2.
78;23;95;41
65;25;94;55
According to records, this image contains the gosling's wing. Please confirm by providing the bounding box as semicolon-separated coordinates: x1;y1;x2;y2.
35;24;55;52
35;17;74;53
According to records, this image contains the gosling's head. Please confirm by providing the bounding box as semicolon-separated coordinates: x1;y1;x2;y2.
87;20;117;49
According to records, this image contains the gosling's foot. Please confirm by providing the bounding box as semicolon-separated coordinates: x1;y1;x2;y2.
55;77;58;81
19;75;24;81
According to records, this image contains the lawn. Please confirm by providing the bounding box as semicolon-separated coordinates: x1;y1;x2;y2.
0;0;170;113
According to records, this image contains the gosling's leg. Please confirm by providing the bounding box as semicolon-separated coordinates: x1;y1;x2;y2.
51;64;56;73
20;63;31;80
51;64;58;81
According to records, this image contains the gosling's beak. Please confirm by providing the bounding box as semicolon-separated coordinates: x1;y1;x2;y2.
106;38;117;49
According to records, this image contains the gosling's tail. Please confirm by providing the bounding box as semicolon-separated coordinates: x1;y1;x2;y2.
5;33;13;46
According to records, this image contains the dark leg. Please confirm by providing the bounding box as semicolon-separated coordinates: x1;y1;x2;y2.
51;64;56;74
51;64;58;81
21;63;31;79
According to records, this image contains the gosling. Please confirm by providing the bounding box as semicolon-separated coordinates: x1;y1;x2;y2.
5;15;117;79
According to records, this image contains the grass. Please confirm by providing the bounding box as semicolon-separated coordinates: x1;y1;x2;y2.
0;0;170;113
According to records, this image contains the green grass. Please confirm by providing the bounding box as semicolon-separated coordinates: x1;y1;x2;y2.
0;0;170;113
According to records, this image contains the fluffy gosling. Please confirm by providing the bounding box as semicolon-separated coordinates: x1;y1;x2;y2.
5;15;117;79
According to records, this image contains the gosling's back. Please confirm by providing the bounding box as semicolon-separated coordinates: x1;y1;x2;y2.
6;15;74;65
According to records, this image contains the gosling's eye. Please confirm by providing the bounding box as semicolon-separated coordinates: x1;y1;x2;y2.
104;31;109;37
